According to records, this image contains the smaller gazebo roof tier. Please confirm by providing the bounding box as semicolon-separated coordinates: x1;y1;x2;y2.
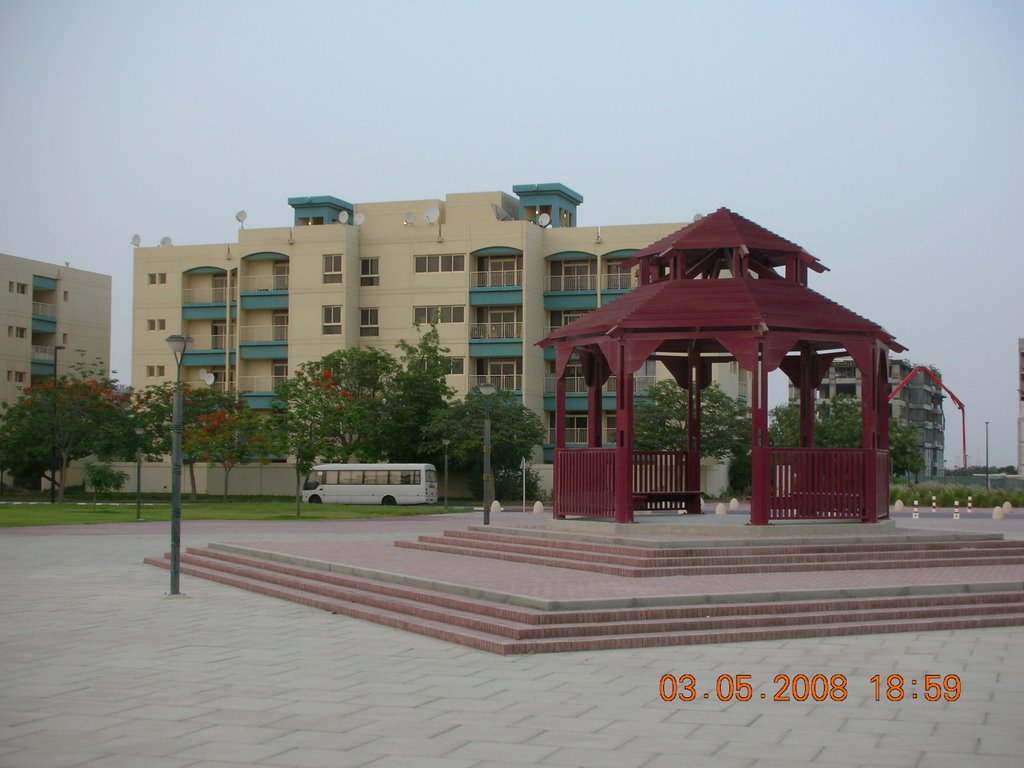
622;207;827;282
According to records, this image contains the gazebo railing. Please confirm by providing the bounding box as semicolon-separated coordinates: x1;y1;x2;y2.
554;449;695;517
766;448;889;521
554;448;615;517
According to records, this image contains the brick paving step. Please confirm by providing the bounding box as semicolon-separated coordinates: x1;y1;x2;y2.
446;528;1022;559
395;535;1024;577
144;548;1024;655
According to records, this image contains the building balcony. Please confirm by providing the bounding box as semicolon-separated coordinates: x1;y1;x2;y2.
469;322;522;340
240;274;289;292
238;375;287;394
469;374;522;392
471;270;522;288
182;287;229;304
543;374;655;395
545;275;596;292
31;301;57;318
31;344;58;362
603;272;636;291
240;325;288;343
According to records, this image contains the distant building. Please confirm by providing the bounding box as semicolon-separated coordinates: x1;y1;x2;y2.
130;184;747;492
788;357;945;480
1;253;112;405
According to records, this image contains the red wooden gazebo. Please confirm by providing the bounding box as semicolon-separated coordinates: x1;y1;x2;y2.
538;208;905;525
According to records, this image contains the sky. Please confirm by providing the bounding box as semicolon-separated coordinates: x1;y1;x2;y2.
1;0;1021;467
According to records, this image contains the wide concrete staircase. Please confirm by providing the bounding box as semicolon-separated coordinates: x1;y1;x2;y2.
395;527;1024;577
145;527;1024;655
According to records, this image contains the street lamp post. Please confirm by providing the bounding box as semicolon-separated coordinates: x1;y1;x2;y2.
442;439;450;509
985;421;990;491
49;344;66;503
478;382;498;525
166;334;193;595
134;427;145;521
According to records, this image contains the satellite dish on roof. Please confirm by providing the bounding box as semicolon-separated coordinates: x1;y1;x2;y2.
159;236;173;247
337;210;349;224
423;205;439;225
693;212;704;221
403;211;416;226
537;212;551;227
130;234;141;247
353;212;365;225
235;210;247;225
491;203;513;221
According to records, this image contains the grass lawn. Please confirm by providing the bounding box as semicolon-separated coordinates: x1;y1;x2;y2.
0;499;472;527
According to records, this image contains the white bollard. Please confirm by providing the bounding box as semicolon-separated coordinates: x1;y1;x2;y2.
954;500;960;520
715;502;727;515
913;499;919;519
894;500;905;512
490;500;502;515
968;495;973;514
729;498;740;512
994;506;1005;520
532;500;544;514
932;495;937;514
1003;501;1013;515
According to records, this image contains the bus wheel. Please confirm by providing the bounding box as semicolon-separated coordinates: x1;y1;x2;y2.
381;496;396;506
308;495;323;504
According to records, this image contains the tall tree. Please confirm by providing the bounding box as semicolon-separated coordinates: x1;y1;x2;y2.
422;388;544;500
272;363;351;515
0;358;128;500
131;383;239;500
633;381;750;460
187;400;275;501
382;325;454;463
318;347;398;460
769;395;927;477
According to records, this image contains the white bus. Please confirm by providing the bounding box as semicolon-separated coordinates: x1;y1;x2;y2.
301;463;438;505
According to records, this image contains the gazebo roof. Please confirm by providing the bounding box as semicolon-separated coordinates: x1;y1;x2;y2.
539;274;905;354
623;207;827;277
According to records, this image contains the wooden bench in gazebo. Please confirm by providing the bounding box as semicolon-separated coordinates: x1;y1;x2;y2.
538;207;904;526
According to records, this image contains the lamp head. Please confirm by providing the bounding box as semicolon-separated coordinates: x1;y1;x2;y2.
165;334;193;360
477;382;498;396
134;427;145;436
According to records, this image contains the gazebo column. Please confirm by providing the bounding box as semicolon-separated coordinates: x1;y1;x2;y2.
799;346;816;447
553;372;567;519
857;344;889;523
613;343;635;524
750;341;771;525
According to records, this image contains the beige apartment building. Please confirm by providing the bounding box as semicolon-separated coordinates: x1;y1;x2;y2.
1;253;111;405
132;184;745;492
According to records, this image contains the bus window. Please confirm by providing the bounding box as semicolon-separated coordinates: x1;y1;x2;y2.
303;472;321;490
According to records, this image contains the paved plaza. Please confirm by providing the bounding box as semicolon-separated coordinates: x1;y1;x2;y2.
1;510;1023;767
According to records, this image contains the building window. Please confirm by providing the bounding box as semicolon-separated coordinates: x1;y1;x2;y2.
359;308;379;337
322;305;343;335
62;333;68;344
15;282;27;295
63;290;69;302
323;254;343;284
360;258;379;286
8;370;26;384
446;357;464;375
413;305;465;324
145;365;166;378
147;273;167;285
415;253;465;273
146;319;166;331
8;326;27;339
272;311;288;341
